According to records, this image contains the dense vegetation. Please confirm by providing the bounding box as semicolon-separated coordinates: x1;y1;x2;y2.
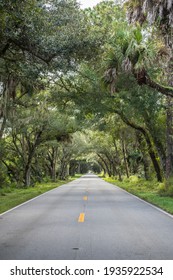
0;0;173;203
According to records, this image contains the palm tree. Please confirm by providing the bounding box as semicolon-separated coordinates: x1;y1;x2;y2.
100;24;166;181
125;0;173;182
125;0;173;43
102;23;171;96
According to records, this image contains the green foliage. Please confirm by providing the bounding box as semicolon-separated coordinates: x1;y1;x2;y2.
158;178;173;197
127;175;140;183
0;0;172;196
1;88;82;186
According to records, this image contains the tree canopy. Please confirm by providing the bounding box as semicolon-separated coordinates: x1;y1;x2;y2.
0;0;173;192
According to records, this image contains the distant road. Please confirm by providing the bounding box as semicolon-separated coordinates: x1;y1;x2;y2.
0;174;173;259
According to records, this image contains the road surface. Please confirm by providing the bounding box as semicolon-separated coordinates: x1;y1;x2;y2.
0;174;173;259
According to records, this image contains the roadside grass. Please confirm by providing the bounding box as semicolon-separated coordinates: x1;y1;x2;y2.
103;176;173;215
0;176;79;214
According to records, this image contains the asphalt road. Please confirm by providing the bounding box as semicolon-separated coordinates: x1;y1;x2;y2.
0;174;173;260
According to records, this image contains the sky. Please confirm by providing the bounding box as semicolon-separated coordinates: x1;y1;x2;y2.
79;0;102;9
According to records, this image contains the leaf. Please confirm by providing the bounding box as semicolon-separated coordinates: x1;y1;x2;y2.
134;26;143;44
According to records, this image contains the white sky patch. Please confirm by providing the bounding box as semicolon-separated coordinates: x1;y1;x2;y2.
78;0;103;9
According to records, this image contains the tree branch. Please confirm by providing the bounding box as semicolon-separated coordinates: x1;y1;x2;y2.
145;74;173;97
10;39;56;64
0;43;10;57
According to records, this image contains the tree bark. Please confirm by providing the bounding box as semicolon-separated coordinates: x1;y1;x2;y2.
121;136;130;178
145;73;173;97
23;130;43;186
48;148;58;181
165;96;173;180
143;111;166;172
97;154;112;177
0;82;8;140
136;131;151;180
0;77;17;140
97;159;107;176
115;110;163;182
24;164;31;187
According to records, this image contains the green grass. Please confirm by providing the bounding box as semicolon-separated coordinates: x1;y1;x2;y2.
103;176;173;215
0;177;78;214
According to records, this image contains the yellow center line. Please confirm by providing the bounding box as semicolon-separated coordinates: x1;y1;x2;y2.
78;213;85;223
83;196;88;201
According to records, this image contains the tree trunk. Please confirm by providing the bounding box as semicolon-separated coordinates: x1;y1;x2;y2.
113;139;123;179
51;162;56;181
144;113;166;172
97;154;112;177
0;83;8;140
97;159;107;177
24;164;31;187
116;111;163;182
50;148;58;181
0;78;17;140
136;131;151;180
121;136;130;178
139;130;163;181
58;156;69;180
165;96;173;181
104;153;115;177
